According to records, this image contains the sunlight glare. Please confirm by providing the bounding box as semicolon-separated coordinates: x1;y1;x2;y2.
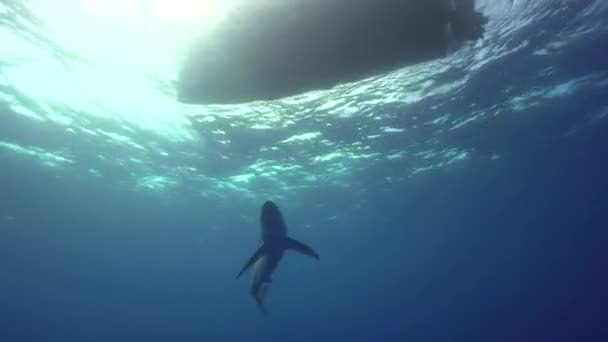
22;0;235;131
82;0;229;20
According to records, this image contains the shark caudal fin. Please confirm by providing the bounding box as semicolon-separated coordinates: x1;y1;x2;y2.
285;237;320;260
254;282;270;315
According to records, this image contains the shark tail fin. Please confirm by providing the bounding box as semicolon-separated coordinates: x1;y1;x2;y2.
254;282;270;315
285;237;320;260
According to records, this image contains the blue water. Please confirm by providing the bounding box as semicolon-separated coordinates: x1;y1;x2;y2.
1;0;608;341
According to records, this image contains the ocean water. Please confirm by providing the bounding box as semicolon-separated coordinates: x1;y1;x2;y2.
1;0;607;341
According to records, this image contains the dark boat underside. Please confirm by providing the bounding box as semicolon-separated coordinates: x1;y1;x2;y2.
177;0;488;105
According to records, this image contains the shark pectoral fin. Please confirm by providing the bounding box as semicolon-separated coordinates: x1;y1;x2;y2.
236;246;264;280
285;237;320;260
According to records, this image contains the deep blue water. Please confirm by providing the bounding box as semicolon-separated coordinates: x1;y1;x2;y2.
1;0;608;341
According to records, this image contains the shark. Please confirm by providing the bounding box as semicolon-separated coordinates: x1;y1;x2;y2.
236;200;320;314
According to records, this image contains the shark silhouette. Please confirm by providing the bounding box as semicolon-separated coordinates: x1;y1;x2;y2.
236;200;320;314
